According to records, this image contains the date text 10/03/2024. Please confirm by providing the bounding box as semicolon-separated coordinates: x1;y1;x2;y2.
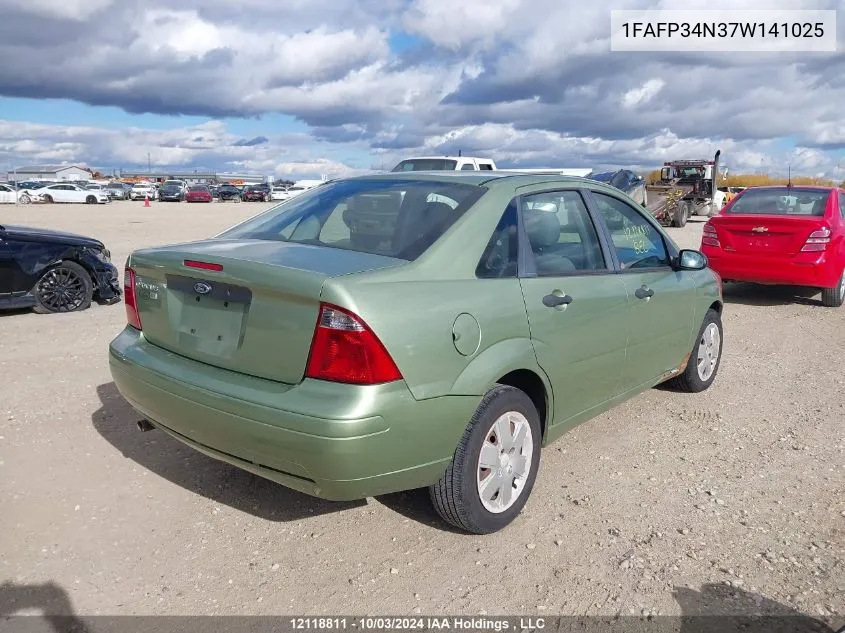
290;618;547;631
621;21;825;38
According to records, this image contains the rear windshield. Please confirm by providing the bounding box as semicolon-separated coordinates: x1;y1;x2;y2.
727;187;831;216
189;186;207;191
392;159;458;172
217;179;485;261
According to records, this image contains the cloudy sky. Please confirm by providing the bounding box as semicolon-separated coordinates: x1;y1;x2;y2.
0;0;843;180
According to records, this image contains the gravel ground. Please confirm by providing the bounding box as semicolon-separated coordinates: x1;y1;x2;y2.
1;199;842;620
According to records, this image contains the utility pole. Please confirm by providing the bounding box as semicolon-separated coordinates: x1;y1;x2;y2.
148;152;151;174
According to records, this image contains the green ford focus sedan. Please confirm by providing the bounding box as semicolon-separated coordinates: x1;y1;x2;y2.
109;172;724;534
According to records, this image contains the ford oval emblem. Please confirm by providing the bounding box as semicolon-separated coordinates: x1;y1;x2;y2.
194;282;212;295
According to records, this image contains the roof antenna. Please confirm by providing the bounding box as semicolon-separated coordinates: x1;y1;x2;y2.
458;149;462;157
787;164;792;188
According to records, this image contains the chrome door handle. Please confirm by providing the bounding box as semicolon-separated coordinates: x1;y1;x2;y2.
634;286;654;300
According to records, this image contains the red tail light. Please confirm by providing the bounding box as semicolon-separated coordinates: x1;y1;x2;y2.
305;303;402;385
702;221;720;248
124;267;142;330
801;227;831;252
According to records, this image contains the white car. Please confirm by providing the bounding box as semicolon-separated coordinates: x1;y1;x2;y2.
130;183;158;200
36;183;110;204
0;183;36;204
271;186;290;201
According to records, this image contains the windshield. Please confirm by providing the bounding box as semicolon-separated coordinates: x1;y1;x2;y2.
391;159;458;172
217;179;485;261
727;187;830;216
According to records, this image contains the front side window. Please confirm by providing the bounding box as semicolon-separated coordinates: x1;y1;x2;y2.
218;179;485;262
839;192;845;219
591;192;669;269
391;159;458;172
460;163;476;170
521;190;606;276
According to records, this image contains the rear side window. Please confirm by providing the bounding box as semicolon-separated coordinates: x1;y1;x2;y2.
727;187;830;216
218;179;486;262
522;191;606;275
839;192;845;219
476;201;518;278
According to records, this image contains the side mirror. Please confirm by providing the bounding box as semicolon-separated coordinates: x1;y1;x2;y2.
676;249;708;271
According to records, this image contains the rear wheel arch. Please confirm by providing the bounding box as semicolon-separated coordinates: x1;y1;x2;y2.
495;369;549;439
449;338;550;402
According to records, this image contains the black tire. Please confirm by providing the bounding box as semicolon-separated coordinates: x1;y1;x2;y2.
672;201;688;228
820;269;845;307
32;261;93;314
43;194;53;203
86;195;97;204
429;384;542;534
667;308;723;393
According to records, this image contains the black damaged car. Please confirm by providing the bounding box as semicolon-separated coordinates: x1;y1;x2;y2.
0;224;121;314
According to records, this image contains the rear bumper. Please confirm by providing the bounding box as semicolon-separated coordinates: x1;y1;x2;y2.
703;248;841;288
108;327;477;500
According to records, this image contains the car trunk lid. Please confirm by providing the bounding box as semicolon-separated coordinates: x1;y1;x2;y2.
710;214;826;256
129;239;405;384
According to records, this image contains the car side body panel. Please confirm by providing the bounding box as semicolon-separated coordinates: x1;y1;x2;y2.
108;173;722;501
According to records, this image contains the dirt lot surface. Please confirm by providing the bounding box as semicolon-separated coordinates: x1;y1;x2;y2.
1;200;843;619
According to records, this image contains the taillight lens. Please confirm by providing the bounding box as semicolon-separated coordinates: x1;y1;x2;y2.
305;303;402;385
801;227;831;252
124;267;142;330
702;222;720;247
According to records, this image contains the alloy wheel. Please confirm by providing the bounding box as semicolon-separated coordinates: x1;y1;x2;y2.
36;267;88;312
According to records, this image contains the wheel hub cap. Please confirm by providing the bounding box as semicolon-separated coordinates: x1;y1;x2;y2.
476;411;534;514
696;323;721;382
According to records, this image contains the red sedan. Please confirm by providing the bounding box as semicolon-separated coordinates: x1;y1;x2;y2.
185;185;213;203
701;185;845;307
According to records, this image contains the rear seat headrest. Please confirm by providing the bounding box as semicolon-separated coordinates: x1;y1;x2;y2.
523;209;560;249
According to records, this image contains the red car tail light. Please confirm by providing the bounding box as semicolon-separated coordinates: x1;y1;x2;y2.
124;267;142;330
305;303;402;385
702;221;720;248
801;227;831;252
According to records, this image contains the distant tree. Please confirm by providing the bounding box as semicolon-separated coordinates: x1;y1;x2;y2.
91;170;105;179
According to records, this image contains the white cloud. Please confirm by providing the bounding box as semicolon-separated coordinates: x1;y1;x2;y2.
0;0;842;181
621;79;665;108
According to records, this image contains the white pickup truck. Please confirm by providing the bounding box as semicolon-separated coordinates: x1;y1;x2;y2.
391;156;497;172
